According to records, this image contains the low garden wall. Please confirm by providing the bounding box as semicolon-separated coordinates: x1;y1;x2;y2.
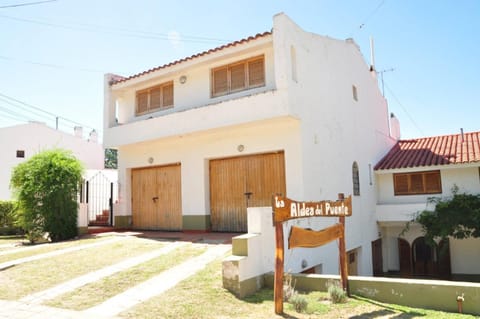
264;273;480;315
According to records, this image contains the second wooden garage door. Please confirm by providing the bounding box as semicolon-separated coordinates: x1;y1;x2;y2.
131;164;182;230
210;151;286;232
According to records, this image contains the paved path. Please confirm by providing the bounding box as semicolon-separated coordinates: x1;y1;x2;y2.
0;236;125;271
20;241;188;304
83;243;231;317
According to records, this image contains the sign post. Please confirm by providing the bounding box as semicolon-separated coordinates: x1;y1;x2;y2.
272;193;352;314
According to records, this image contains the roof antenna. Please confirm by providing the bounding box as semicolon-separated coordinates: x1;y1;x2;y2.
461;128;464;142
369;36;375;72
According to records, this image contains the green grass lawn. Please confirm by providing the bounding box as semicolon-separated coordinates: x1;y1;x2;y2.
45;244;207;310
121;255;478;319
0;234;477;318
0;236;165;299
0;235;115;263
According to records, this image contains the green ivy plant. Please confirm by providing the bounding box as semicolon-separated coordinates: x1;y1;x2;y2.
10;149;83;243
413;186;480;245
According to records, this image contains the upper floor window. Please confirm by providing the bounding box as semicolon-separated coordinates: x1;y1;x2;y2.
136;81;174;115
393;170;442;196
211;55;265;97
352;161;360;196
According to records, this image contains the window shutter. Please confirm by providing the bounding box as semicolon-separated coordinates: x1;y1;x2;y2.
162;83;174;107
230;63;246;91
137;91;149;114
410;174;424;193
425;171;442;193
248;58;265;87
213;67;228;96
394;174;409;195
150;87;162;110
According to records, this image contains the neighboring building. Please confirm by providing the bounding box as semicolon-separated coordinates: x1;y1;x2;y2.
104;13;398;276
0;122;104;200
375;131;480;281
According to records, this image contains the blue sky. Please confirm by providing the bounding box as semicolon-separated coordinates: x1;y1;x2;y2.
0;0;478;141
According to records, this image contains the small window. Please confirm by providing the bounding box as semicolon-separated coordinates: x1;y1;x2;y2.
16;150;25;158
211;55;265;97
291;45;297;82
352;162;360;196
352;85;358;101
394;170;442;195
135;81;174;116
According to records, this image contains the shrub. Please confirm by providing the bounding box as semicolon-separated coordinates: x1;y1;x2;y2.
0;200;18;227
10;149;83;243
283;272;296;301
327;280;347;304
0;200;23;235
289;294;308;313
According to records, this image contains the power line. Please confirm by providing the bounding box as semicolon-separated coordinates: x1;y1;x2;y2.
0;0;56;9
349;0;386;36
0;55;108;74
383;82;425;136
0;13;232;44
0;92;100;133
0;105;31;122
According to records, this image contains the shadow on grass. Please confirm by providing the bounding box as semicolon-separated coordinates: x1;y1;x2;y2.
351;295;426;318
243;289;303;319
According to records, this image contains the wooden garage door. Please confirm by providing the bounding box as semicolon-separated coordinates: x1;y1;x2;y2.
210;151;286;232
131;164;182;230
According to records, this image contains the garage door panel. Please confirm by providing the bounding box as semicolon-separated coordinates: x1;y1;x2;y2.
131;164;182;231
132;168;157;229
210;152;285;232
210;157;246;232
157;165;182;230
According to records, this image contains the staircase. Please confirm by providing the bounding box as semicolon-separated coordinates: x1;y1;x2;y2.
89;209;110;226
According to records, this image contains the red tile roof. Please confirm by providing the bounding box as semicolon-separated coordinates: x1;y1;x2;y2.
111;31;272;85
375;131;480;170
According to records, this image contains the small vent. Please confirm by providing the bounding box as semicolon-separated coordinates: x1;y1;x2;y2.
16;150;25;158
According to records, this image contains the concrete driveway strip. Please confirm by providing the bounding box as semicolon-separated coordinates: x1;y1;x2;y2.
0;299;120;319
0;236;126;271
83;243;232;317
20;241;188;305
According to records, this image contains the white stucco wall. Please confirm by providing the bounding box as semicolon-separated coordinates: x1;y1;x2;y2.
270;14;396;275
115;118;302;218
105;36;275;136
376;165;480;275
376;165;480;205
0;122;104;200
105;13;396;277
380;224;480;275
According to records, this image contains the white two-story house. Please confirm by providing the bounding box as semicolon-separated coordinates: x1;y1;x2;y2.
104;13;398;275
375;131;480;281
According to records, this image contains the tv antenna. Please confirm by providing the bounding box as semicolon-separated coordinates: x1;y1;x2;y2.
377;68;395;97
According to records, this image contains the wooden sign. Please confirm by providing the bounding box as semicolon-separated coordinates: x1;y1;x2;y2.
273;195;352;223
289;224;344;249
272;194;351;315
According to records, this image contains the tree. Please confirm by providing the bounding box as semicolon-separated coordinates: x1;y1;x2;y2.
413;187;480;245
10;149;83;242
104;148;118;169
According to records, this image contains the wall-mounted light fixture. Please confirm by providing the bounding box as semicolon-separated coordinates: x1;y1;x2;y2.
237;144;245;152
179;75;187;84
148;157;154;164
